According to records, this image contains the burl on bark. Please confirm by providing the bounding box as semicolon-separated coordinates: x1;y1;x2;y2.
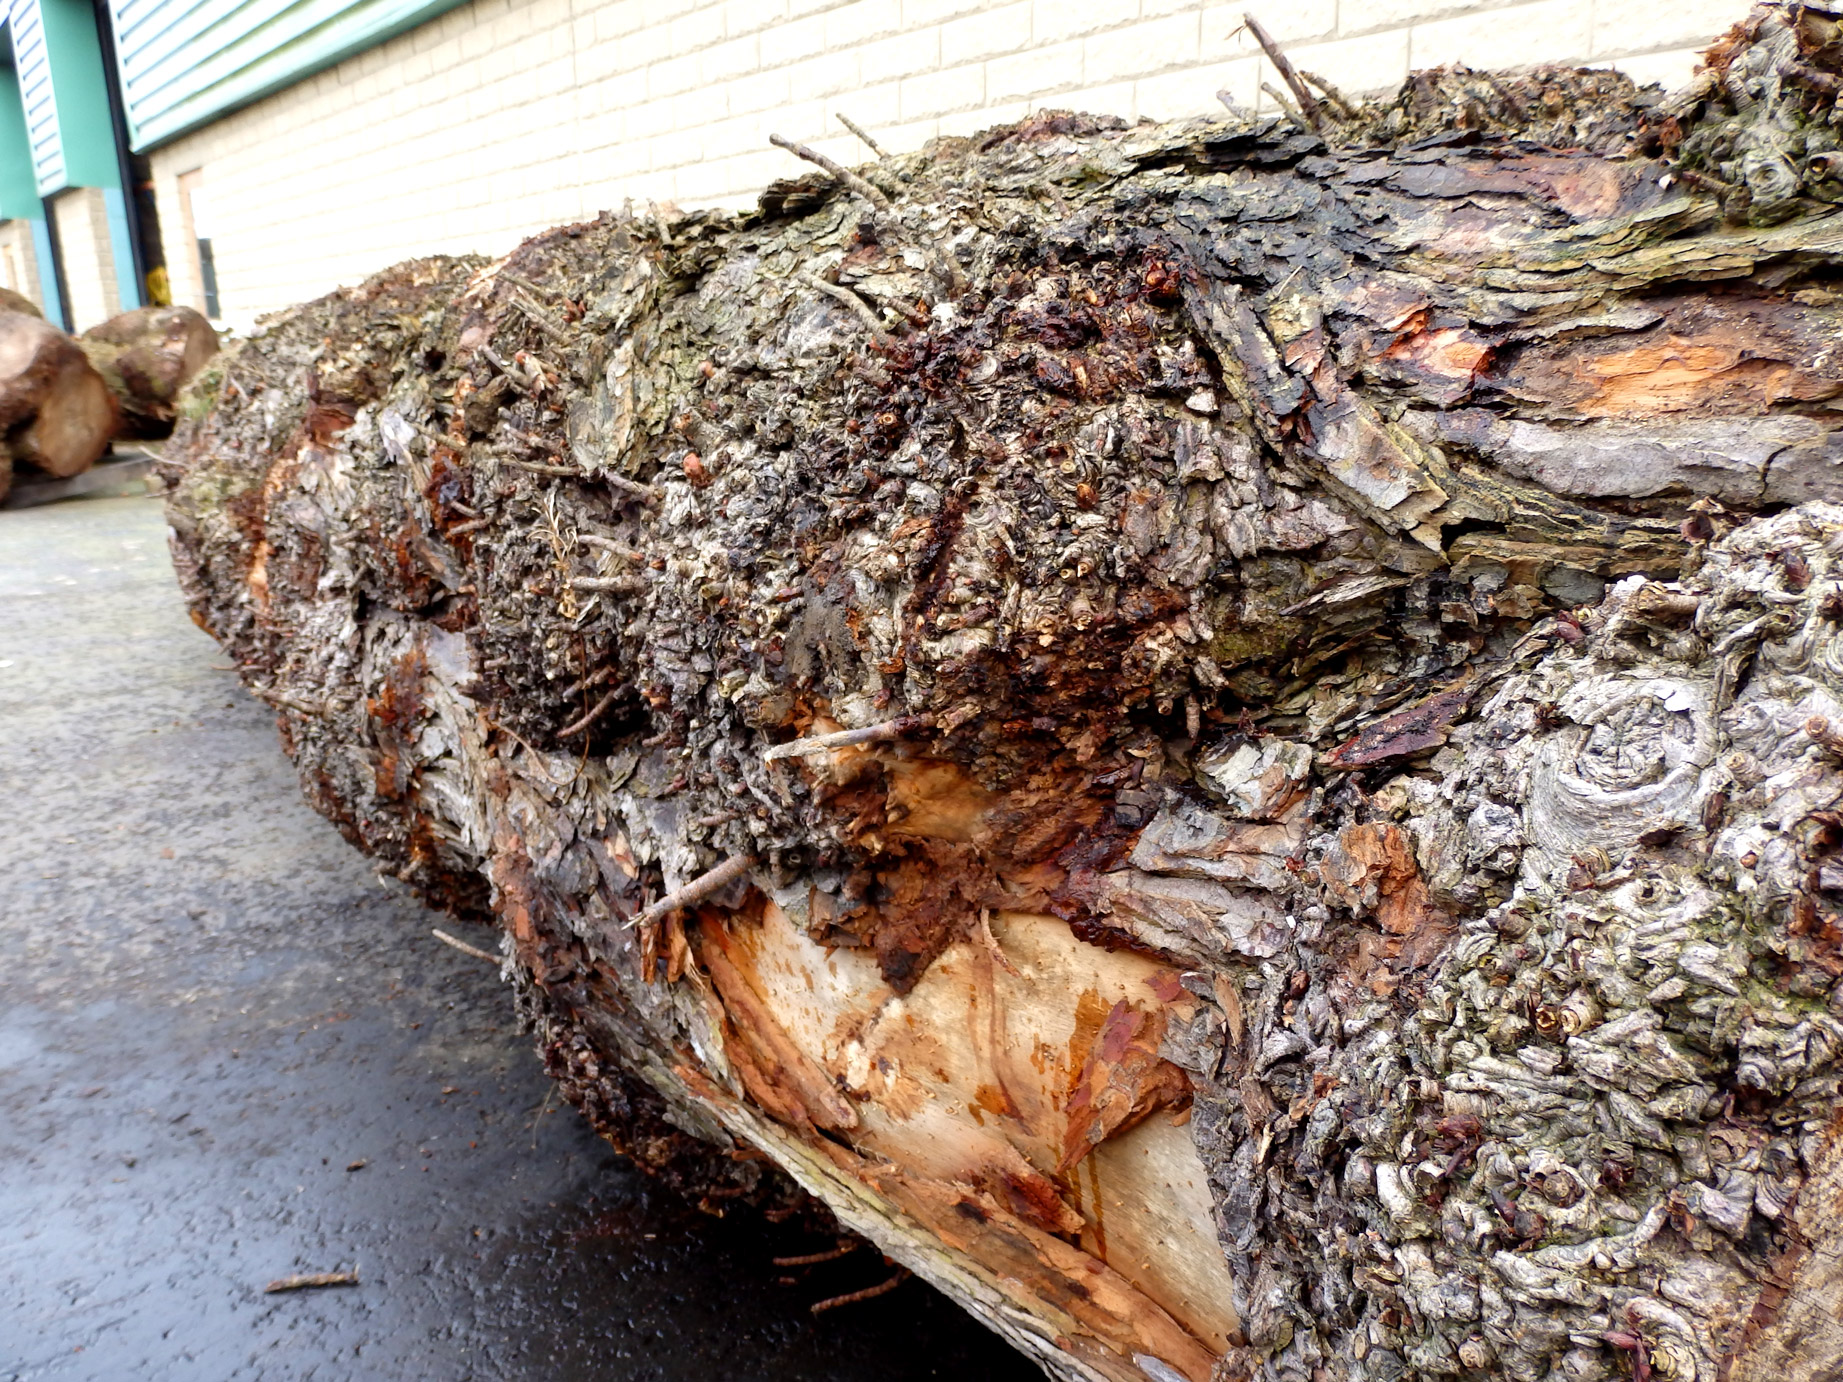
163;7;1843;1380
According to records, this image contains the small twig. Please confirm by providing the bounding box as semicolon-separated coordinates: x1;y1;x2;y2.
505;425;563;455
774;1240;862;1267
837;113;886;159
810;1269;909;1314
578;532;644;561
503;458;583;478
769;133;892;209
628;854;756;929
432;928;500;963
264;1271;358;1294
797;272;892;340
1261;82;1311;131
978;908;1021;979
479;346;538;396
603;472;662;504
497;270;551;299
646;200;675;248
1300;70;1357;118
1675;167;1742;197
484;716;583;787
1806;716;1843;759
560;663;619;700
559;686;622;738
529;1082;557;1148
1244;13;1322;129
447;517;491;537
251;686;329;716
762;717;919;762
511;289;569;342
570;575;643;594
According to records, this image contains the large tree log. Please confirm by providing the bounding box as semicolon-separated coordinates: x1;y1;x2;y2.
0;310;116;497
0;287;42;318
79;305;220;439
164;8;1843;1380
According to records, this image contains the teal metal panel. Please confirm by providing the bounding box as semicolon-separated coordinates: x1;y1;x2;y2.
0;58;65;325
12;0;65;191
14;0;121;193
0;58;41;216
108;0;467;151
7;0;138;309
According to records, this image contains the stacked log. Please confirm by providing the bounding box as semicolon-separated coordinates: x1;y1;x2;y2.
0;312;116;502
0;302;221;502
79;305;219;438
0;287;41;318
163;6;1843;1380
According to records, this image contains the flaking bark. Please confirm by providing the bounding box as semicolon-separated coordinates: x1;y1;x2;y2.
164;8;1843;1380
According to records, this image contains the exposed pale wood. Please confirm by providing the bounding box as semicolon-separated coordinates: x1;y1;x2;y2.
0;311;116;479
699;892;1237;1357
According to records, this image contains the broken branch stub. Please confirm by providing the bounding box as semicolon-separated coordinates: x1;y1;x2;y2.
165;10;1843;1381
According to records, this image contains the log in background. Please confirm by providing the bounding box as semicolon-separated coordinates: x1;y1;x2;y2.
164;8;1843;1381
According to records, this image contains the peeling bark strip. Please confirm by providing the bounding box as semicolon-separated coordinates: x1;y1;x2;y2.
165;9;1843;1381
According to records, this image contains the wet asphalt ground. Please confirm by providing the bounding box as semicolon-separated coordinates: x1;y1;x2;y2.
0;493;1037;1381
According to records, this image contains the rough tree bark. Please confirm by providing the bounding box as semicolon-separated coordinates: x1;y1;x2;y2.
79;305;220;439
163;8;1843;1381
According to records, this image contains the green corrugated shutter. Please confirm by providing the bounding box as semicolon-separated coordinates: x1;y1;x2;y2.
0;60;44;217
108;0;467;151
13;0;120;194
0;54;67;326
13;0;65;191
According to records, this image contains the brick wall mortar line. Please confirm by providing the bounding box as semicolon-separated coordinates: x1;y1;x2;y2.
118;0;1740;325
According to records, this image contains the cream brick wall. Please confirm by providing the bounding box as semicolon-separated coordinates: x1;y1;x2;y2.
146;0;1748;327
49;188;122;333
0;220;44;312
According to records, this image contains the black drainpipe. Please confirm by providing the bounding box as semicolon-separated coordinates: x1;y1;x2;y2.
39;194;72;332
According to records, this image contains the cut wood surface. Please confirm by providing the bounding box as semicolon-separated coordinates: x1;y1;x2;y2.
164;7;1843;1380
0;310;116;497
80;305;219;439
